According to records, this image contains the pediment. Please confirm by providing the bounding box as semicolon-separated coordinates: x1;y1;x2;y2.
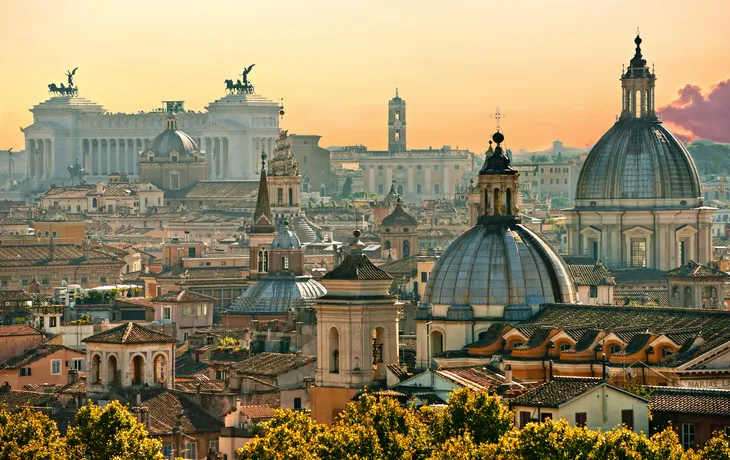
23;123;49;133
675;225;698;237
622;225;654;237
580;225;602;236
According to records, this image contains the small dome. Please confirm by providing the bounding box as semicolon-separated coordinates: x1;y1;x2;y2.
147;129;200;158
424;224;576;309
228;274;326;314
381;200;417;227
575;120;701;204
271;225;301;249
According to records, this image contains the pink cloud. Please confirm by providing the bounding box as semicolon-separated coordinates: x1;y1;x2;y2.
658;79;730;143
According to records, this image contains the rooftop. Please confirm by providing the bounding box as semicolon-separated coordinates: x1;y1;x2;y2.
83;322;177;345
232;352;315;377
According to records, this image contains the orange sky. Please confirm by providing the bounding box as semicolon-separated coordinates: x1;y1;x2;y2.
1;0;729;153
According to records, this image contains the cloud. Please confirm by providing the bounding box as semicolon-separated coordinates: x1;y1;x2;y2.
658;79;730;143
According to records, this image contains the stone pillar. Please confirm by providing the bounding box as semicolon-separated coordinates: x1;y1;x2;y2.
425;167;432;195
222;137;229;179
408;166;415;194
385;166;393;192
27;139;35;179
443;164;450;197
45;139;53;179
37;139;44;179
368;166;375;193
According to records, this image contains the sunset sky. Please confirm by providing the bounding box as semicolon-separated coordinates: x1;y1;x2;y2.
1;0;729;153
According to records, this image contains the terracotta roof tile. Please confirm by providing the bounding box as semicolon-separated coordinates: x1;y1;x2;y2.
0;344;83;369
323;253;393;281
509;377;606;408
665;261;730;279
0;390;55;411
0;325;43;337
239;404;275;420
152;289;215;303
233;352;315;377
83;322;177;344
648;386;730;416
567;264;616;286
140;389;223;435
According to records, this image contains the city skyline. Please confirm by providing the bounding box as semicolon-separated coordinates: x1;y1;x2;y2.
1;0;730;153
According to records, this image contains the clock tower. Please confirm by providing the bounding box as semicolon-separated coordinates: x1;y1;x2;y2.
388;88;406;153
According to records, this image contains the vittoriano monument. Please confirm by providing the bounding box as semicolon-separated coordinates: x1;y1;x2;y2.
224;64;256;94
48;68;79;97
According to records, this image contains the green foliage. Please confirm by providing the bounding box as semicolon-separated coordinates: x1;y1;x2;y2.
687;141;730;176
431;388;513;445
0;407;66;459
550;196;571;210
66;400;163;460
341;177;353;198
530;155;551;163
218;336;237;347
238;409;324;460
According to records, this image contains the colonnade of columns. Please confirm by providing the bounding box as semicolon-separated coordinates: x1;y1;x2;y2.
365;163;454;197
200;137;230;179
26;138;53;180
81;138;148;176
252;136;275;174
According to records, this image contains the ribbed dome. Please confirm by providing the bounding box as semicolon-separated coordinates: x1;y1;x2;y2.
424;224;576;308
271;226;302;249
148;128;200;158
576;120;701;204
228;274;326;314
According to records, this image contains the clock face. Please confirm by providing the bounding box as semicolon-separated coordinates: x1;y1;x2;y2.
393;120;402;129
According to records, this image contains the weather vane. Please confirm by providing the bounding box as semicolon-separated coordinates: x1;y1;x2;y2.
490;107;505;131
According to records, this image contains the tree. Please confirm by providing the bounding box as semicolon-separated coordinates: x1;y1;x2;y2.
550;196;571;210
341;177;353;198
0;407;66;460
698;431;730;460
238;409;324;460
431;388;513;445
66;400;163;460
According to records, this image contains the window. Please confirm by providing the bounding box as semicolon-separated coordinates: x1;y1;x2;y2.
100;276;107;283
294;397;302;410
661;347;674;358
39;317;44;328
541;168;545;173
421;272;428;283
512;341;524;348
184;441;197;459
188;247;196;257
22;279;28;286
454;165;460;170
575;412;587;427
417;165;422;170
170;172;180;190
282;256;290;270
49;316;57;327
162;307;171;321
549;168;553;173
395;131;400;141
162;445;172;457
550;179;553;184
519;411;531;428
216;369;227;380
51;359;62;375
434;184;440;194
397;165;403;170
417;184;422;194
434;165;439;170
197;304;207;316
621;409;634;430
630;239;647;268
20;367;32;376
560;343;572;352
378;184;384;194
378;165;384;170
563;168;568;173
182;305;194;317
540;412;552;422
681;423;694;449
71;359;85;371
589;285;598;298
395;111;400;120
209;439;219;453
80;277;88;284
564;179;568;184
0;280;6;287
277;188;283;205
541;179;544;184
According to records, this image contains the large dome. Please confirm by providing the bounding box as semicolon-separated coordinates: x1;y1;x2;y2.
228;274;326;314
424;224;576;310
575;121;701;206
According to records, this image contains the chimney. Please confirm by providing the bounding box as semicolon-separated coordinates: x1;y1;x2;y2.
295;350;304;364
135;390;141;406
83;239;90;260
602;353;608;380
549;360;554;381
504;364;512;385
67;369;78;385
195;382;202;405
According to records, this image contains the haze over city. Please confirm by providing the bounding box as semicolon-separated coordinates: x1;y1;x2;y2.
2;0;730;152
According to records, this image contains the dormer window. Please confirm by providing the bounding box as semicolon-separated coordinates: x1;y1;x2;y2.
148;155;154;162
171;154;179;163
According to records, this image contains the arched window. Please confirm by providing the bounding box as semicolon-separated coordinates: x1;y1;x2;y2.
506;188;512;215
431;330;443;356
493;188;501;215
91;354;102;384
684;286;693;308
671;286;680;300
328;327;340;373
402;240;410;258
635;90;641;117
303;176;311;193
154;354;167;385
92;198;98;208
107;355;118;386
383;240;391;250
132;355;145;385
258;247;269;272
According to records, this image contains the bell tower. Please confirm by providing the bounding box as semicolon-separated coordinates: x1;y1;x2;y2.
620;34;657;120
477;130;519;225
388;88;406;153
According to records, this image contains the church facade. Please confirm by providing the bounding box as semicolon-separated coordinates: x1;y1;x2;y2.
21;77;281;186
564;35;714;270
